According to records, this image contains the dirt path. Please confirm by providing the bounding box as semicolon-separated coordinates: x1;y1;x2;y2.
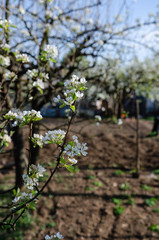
1;118;159;240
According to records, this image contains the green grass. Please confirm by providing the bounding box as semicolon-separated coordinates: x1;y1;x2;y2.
92;181;103;187
85;186;94;191
126;197;135;205
153;169;159;175
152;208;159;213
112;198;122;205
148;224;159;232
113;170;124;176
46;221;56;228
141;185;152;191
145;197;157;207
113;206;124;216
119;183;131;191
87;175;96;180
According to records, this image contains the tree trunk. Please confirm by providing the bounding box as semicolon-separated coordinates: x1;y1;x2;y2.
135;99;140;178
12;127;28;188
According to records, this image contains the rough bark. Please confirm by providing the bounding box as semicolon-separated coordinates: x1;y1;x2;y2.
12;127;28;188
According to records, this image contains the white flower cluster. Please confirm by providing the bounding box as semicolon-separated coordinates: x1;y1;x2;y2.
44;45;58;60
45;232;64;240
12;192;33;203
27;69;49;92
4;70;17;81
27;69;49;80
0;19;11;29
16;53;30;63
33;79;45;90
12;164;46;203
0;43;10;52
64;75;87;88
32;129;66;147
27;69;38;78
23;164;46;190
63;135;88;165
54;75;87;108
19;5;25;15
4;109;43;126
0;55;10;66
0;130;11;145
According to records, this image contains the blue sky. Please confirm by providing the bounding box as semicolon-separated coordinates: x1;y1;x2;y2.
131;0;159;22
110;0;159;60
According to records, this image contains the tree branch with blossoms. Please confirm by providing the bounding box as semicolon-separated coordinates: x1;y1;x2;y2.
0;16;88;239
0;74;87;239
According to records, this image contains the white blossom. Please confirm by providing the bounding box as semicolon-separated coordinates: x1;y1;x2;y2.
54;95;61;103
44;45;58;59
54;75;87;109
64;136;88;158
16;53;30;63
0;55;10;66
23;164;46;190
30;163;46;177
68;158;78;165
0;19;11;29
55;232;64;239
33;79;45;90
4;109;42;126
4;71;17;81
45;232;64;239
19;5;26;15
12;192;33;203
33;134;44;147
27;69;38;79
12;196;21;203
76;91;84;99
0;130;11;144
0;43;10;51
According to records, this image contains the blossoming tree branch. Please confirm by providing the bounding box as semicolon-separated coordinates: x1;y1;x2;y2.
0;18;88;240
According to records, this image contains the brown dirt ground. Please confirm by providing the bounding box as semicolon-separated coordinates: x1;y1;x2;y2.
1;118;159;240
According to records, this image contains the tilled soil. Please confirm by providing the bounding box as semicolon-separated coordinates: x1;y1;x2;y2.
1;118;159;240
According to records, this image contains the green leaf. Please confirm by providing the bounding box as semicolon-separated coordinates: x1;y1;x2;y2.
70;105;75;112
72;93;77;101
50;58;56;63
29;202;36;210
13;189;16;196
10;24;17;28
66;165;75;173
69;141;74;147
39;89;43;94
17;188;20;194
59;103;66;108
60;157;65;164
